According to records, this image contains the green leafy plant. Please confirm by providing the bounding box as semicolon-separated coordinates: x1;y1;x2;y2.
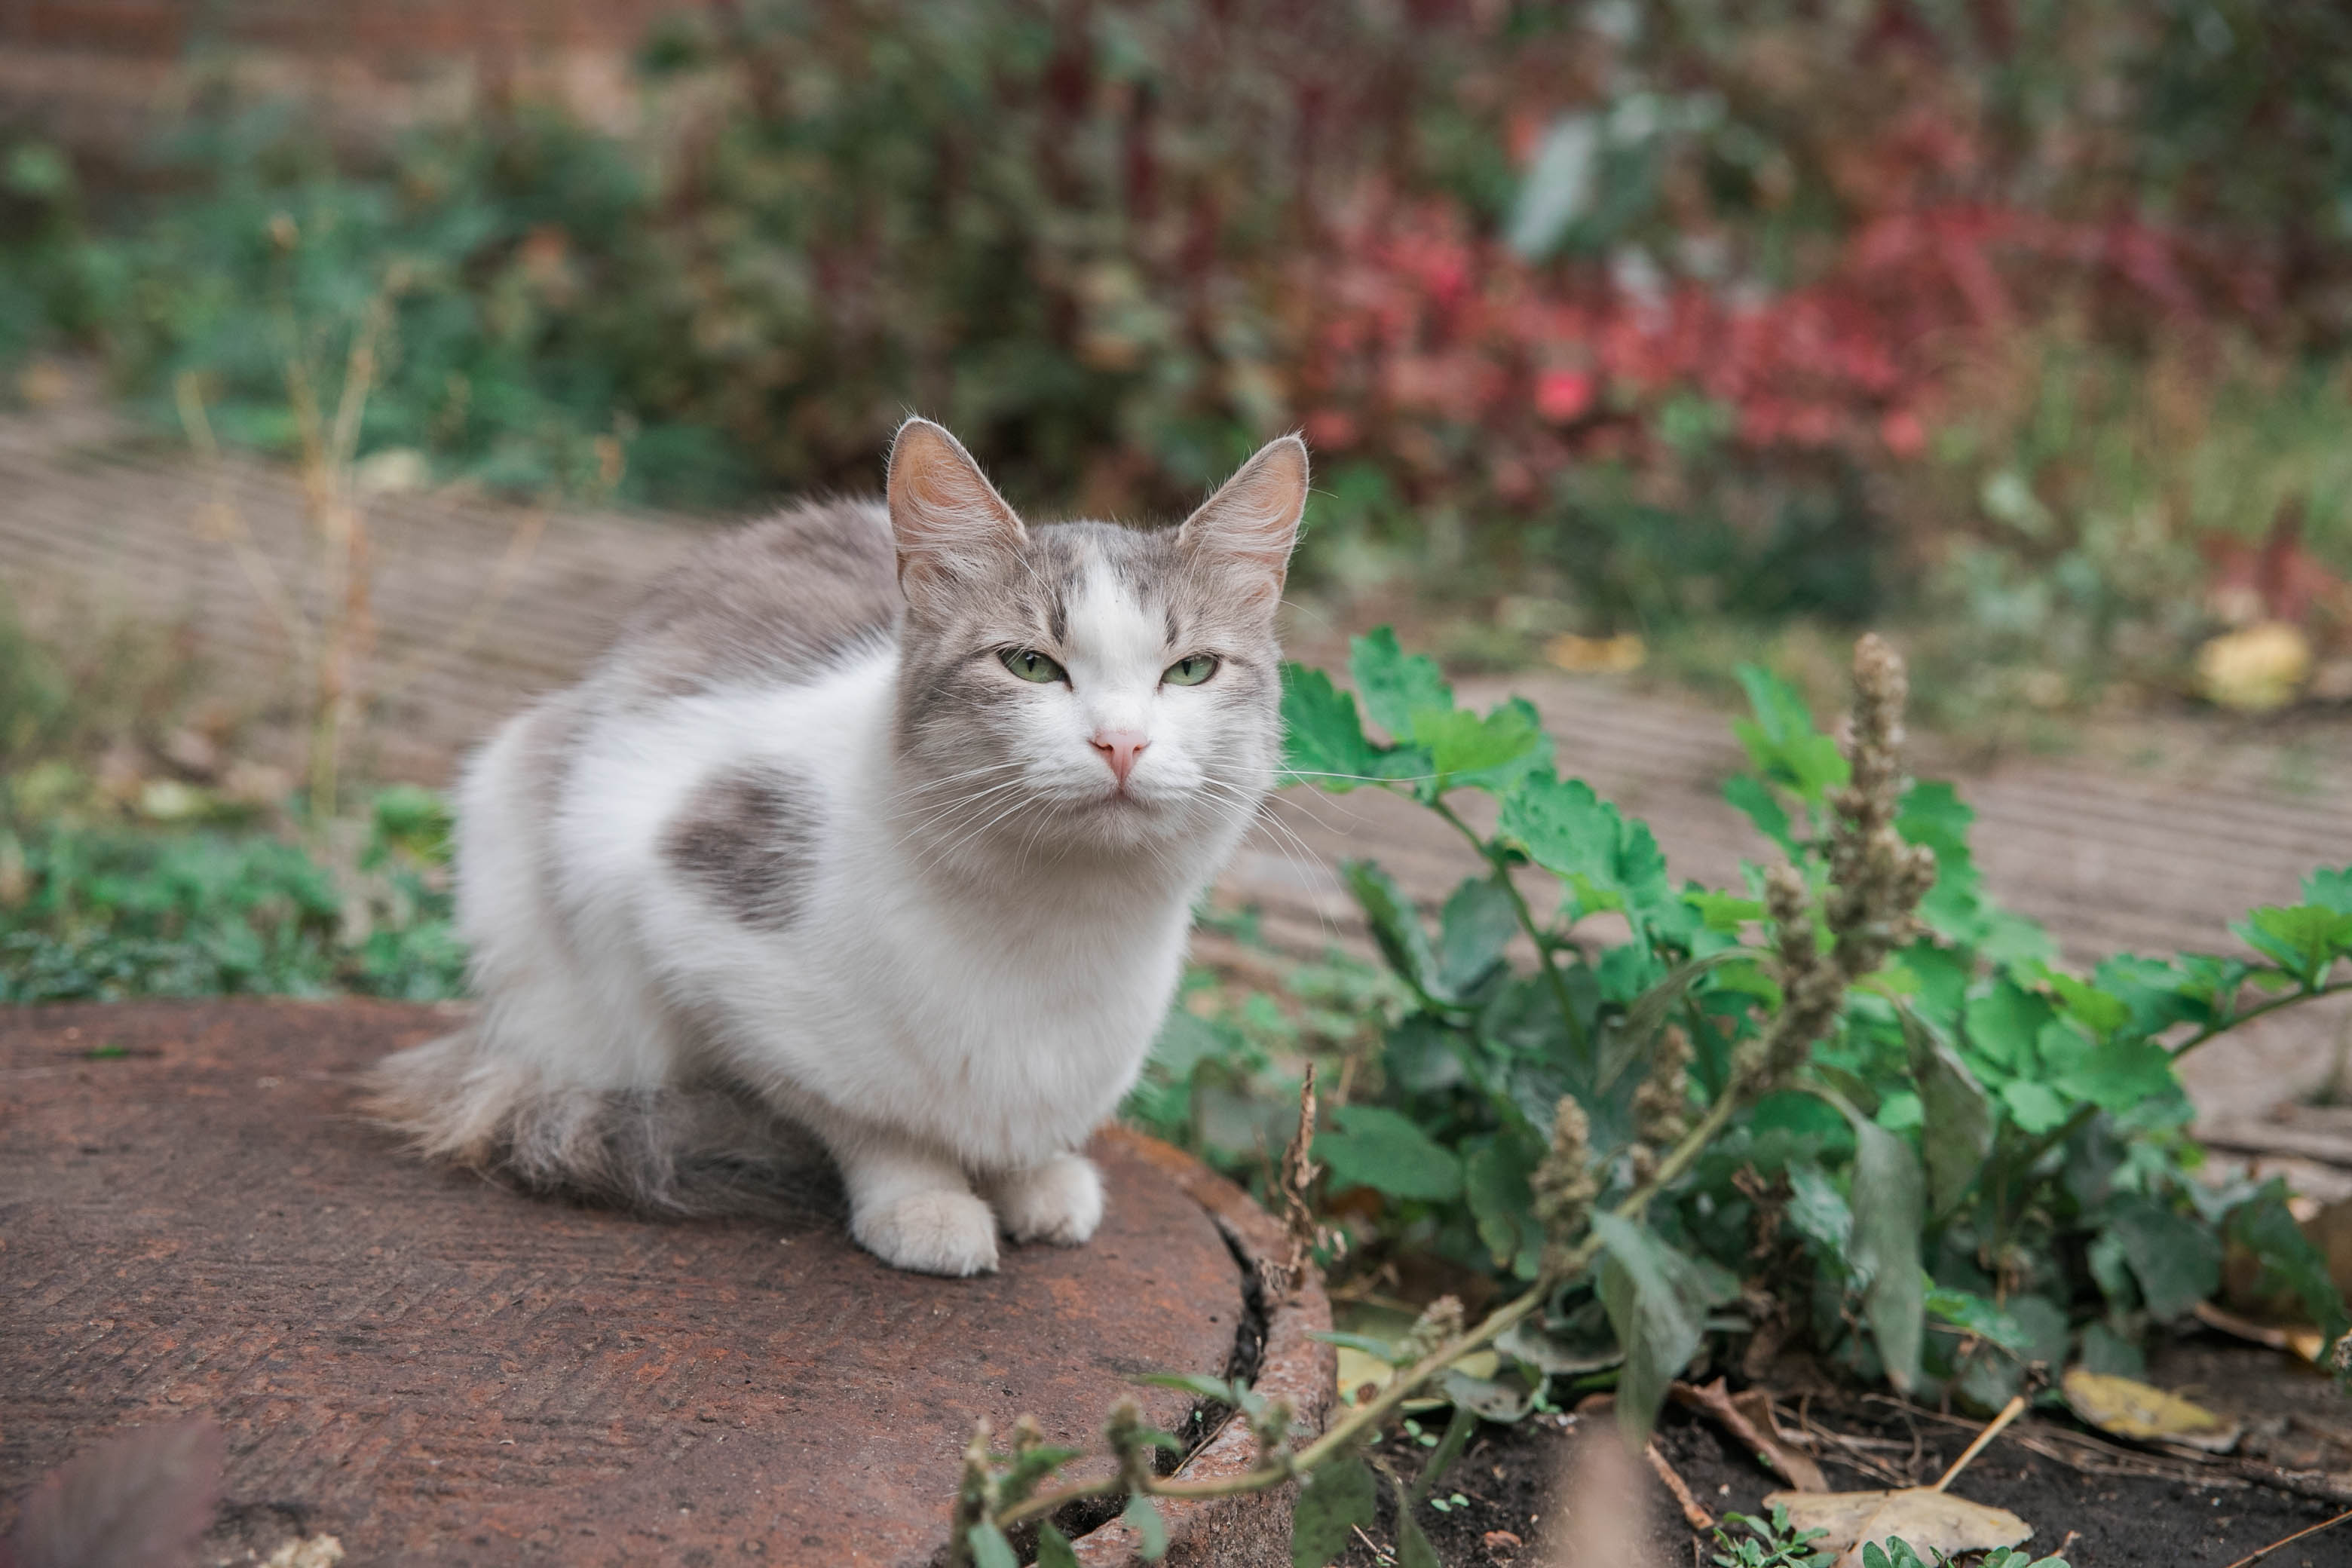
972;626;2349;1564
0;785;465;1003
1710;1502;1831;1568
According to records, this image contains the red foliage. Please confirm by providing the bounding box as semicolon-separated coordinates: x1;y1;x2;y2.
1288;183;2277;510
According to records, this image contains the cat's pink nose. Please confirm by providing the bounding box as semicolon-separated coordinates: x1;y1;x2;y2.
1092;729;1150;786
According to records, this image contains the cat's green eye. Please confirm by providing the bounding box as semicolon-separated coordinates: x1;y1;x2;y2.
999;648;1067;684
1162;654;1218;687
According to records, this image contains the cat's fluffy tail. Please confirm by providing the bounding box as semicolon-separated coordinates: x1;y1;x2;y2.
360;1031;833;1218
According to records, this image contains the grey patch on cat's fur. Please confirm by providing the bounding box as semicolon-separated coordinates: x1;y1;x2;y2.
605;499;902;703
663;764;820;929
362;1031;838;1222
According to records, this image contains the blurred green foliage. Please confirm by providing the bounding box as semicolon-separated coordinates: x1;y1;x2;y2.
1;0;2349;703
0;783;465;1003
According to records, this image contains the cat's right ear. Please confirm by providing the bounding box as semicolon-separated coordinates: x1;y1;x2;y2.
887;418;1024;593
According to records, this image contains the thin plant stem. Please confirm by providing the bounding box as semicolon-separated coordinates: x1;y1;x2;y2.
987;1089;1742;1531
2170;979;2352;1061
1427;796;1591;1061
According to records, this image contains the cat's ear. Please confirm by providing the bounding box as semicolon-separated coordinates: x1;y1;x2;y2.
887;417;1024;590
1178;434;1308;597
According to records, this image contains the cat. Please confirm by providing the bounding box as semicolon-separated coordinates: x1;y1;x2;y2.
364;418;1307;1276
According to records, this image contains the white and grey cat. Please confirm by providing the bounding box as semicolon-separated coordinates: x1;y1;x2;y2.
366;418;1307;1276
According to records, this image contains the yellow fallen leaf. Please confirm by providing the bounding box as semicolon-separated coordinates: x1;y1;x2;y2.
2196;620;2311;713
2060;1366;2241;1452
1763;1487;2032;1568
1334;1344;1496;1408
1547;632;1646;674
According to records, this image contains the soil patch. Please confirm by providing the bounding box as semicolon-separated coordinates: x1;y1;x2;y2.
1338;1370;2352;1568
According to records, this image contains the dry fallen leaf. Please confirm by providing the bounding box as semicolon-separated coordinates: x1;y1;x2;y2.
1762;1487;2032;1568
262;1536;346;1568
2196;620;2311;713
2060;1367;2242;1453
1546;632;1646;674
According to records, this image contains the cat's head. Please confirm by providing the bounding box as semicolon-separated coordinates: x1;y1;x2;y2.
885;417;1306;869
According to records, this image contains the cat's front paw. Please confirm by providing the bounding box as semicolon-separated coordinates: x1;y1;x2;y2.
988;1154;1104;1246
853;1190;1001;1276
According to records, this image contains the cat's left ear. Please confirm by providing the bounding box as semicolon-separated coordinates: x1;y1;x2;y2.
887;416;1025;593
1178;434;1309;598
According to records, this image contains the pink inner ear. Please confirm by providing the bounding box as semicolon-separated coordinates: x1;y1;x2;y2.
887;420;1022;571
1181;436;1309;574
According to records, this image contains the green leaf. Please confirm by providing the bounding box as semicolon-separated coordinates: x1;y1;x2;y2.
1417;698;1550;793
1497;770;1673;926
1731;665;1849;806
2306;867;2352;916
1132;1371;1241;1404
1843;1107;1925;1392
1315;1104;1463;1202
1036;1524;1080;1568
1124;1493;1168;1560
1903;1013;1993;1215
1342;860;1446;1003
1785;1162;1854;1260
1352;628;1455;742
2048;1037;2178;1113
1412;1405;1480;1503
1925;1286;2032;1357
2047;972;2132;1036
2108;1196;2222;1322
1591;1212;1710;1445
1291;1454;1378;1568
968;1523;1018;1568
1395;1500;1444;1568
1998;1079;2070;1134
1965;981;2050;1073
1723;773;1796;854
2234;904;2352;985
1279;665;1389;791
1463;1129;1544;1278
2226;1182;2350;1340
1438;876;1519;995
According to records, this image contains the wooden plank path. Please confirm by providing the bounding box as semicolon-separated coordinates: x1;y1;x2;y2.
2;394;2346;1141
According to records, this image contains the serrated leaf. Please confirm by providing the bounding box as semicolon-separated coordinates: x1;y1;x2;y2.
1352;627;1454;743
1279;665;1391;792
1842;1108;1925;1392
1592;1212;1710;1446
1291;1454;1378;1568
1964;981;2050;1073
2108;1196;2222;1322
1314;1104;1462;1202
2234;904;2352;985
1729;667;1849;807
1496;770;1673;927
968;1523;1018;1568
2306;867;2352;916
2048;1037;2177;1113
1416;698;1549;794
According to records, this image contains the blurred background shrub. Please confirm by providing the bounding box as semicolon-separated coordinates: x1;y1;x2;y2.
3;0;2350;716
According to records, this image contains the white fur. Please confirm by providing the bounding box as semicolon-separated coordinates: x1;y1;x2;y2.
453;562;1260;1275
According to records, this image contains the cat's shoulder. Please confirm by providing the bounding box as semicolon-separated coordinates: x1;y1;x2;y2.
602;498;902;701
